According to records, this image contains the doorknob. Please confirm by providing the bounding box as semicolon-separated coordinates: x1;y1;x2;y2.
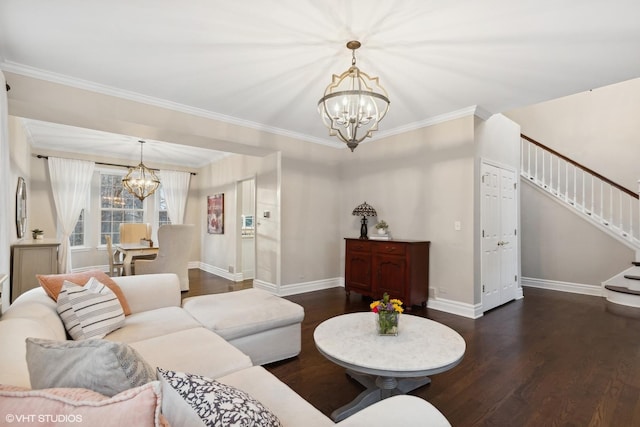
497;241;510;246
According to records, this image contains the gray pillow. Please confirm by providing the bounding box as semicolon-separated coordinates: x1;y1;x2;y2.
26;338;156;397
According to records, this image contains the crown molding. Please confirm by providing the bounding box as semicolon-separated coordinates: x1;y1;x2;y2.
473;105;493;121
375;105;494;140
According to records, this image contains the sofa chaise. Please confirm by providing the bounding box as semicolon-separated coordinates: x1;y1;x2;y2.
0;272;451;426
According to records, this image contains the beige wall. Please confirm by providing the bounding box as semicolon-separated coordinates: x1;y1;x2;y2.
8;116;32;243
281;156;341;288
521;183;632;285
338;116;477;305
506;77;640;190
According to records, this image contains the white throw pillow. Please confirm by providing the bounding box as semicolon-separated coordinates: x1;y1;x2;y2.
56;277;125;340
157;368;282;427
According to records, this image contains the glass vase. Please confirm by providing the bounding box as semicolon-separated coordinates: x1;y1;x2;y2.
377;311;399;336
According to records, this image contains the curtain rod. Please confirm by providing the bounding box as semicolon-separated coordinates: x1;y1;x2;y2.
34;154;197;176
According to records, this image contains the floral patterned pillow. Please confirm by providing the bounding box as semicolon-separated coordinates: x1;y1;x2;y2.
157;368;282;427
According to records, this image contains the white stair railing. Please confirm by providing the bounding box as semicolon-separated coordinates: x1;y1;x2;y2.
521;135;640;249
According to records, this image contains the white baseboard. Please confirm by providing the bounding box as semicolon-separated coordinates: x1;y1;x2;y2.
254;277;344;297
522;276;604;297
198;262;242;282
427;298;483;319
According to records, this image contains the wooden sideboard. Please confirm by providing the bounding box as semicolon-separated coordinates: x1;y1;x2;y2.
344;238;430;308
11;239;60;302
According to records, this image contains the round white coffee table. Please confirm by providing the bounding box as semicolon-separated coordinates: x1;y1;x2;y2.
314;312;465;421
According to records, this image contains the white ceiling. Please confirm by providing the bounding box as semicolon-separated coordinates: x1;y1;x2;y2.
1;0;640;165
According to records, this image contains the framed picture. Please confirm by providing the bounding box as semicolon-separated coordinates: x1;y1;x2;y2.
207;193;224;234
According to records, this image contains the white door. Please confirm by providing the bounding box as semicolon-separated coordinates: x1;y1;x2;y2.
481;162;518;312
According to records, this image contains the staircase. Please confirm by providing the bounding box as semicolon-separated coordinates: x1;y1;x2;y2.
520;135;640;309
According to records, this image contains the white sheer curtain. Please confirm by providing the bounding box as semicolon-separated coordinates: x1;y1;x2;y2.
0;72;10;310
48;157;95;273
160;170;191;224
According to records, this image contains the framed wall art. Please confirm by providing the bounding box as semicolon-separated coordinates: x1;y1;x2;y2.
207;193;224;234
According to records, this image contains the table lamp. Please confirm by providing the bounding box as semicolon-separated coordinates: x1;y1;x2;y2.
352;201;377;239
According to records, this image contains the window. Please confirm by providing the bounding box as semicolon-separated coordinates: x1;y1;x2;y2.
157;186;172;227
100;173;144;245
69;209;85;247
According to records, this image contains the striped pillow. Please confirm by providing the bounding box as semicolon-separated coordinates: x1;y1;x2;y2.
56;278;125;340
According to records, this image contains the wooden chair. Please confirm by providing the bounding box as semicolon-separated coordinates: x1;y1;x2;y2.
135;225;195;291
105;235;124;277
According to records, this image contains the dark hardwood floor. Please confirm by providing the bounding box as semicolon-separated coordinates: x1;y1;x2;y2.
186;269;640;426
182;269;252;299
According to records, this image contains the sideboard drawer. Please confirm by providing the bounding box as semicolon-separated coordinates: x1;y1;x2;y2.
347;240;372;253
373;242;406;256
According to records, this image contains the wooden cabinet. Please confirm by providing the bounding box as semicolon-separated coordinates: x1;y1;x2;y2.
11;239;60;302
344;238;430;308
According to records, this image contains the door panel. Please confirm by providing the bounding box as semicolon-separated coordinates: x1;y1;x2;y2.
374;255;406;297
345;252;372;291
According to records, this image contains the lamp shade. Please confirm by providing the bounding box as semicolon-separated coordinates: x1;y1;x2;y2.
352;201;377;217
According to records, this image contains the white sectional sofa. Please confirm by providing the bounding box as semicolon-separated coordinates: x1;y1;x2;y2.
0;273;451;426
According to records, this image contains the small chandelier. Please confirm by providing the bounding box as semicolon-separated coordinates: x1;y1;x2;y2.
318;40;390;152
122;140;160;201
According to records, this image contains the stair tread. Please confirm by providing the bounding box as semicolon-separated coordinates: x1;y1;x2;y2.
605;284;640;296
623;275;640;280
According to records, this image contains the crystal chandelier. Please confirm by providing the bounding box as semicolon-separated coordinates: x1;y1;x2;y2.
318;40;390;152
122;140;160;201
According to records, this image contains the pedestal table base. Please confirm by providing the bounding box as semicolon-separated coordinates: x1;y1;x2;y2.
330;369;432;422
